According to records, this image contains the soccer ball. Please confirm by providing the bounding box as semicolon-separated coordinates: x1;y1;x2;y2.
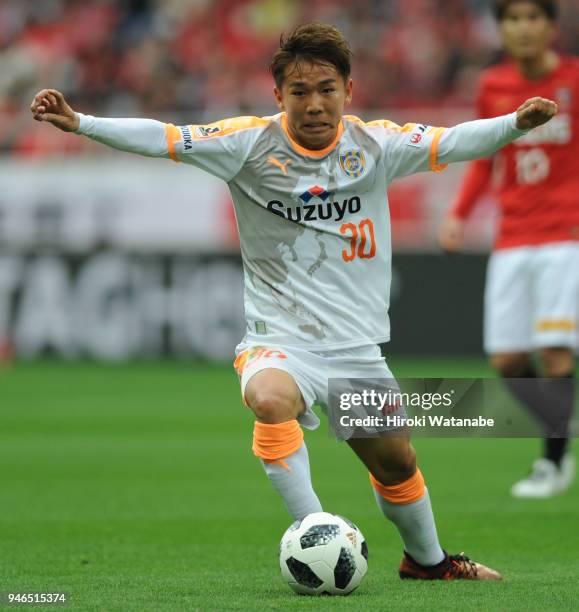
279;512;368;595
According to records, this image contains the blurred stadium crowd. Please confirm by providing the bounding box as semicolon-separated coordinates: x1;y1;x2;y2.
1;0;578;156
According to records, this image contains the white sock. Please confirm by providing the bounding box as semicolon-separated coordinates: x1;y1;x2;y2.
374;487;445;566
261;442;322;520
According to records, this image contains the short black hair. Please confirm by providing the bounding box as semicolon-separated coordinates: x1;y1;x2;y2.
270;22;352;88
494;0;558;21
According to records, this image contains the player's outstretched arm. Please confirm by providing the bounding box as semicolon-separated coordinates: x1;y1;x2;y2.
436;96;558;166
30;88;169;158
436;97;556;252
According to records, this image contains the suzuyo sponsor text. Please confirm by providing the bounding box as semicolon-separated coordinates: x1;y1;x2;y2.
266;196;362;222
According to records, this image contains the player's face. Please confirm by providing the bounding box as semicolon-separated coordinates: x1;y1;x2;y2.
500;2;555;61
274;62;352;150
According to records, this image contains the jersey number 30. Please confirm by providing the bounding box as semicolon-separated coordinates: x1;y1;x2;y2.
340;219;376;262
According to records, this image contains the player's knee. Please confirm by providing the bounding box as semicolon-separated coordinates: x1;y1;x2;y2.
246;388;302;423
490;352;530;377
538;347;574;377
372;444;417;485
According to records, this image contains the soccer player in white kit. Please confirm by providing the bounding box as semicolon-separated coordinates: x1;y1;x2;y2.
31;22;558;581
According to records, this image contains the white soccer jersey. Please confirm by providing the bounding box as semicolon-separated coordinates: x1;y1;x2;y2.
165;114;445;349
77;110;526;350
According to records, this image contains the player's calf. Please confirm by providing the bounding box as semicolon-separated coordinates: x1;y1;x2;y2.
252;418;322;520
348;436;417;485
348;437;444;567
246;368;322;519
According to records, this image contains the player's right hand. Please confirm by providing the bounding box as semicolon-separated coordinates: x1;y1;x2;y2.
30;89;80;132
438;216;465;252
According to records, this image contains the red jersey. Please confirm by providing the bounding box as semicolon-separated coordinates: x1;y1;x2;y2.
452;56;579;249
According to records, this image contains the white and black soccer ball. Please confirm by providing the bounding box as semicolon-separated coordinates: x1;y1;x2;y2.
279;512;368;595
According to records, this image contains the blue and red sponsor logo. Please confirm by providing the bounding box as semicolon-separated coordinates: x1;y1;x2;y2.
299;185;330;203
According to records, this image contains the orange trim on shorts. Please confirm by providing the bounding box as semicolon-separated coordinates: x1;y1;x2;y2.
429;127;448;173
536;319;576;332
233;347;288;376
233;350;252;376
369;468;425;504
165;123;181;162
252;420;303;468
281;113;343;157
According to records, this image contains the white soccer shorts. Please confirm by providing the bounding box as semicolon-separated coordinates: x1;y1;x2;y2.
484;241;579;354
234;342;398;432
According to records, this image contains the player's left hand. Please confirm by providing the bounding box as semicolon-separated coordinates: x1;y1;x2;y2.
516;97;558;131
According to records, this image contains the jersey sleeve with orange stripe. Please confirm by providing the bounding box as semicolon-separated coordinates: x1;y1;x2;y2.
74;113;270;182
435;113;527;165
376;120;448;179
165;116;271;181
349;113;527;181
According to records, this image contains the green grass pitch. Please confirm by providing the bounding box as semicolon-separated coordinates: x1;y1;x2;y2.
0;359;577;611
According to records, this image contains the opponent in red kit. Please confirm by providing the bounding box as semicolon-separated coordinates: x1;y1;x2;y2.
440;0;578;498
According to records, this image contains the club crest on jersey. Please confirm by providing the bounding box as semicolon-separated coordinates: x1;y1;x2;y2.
339;149;366;178
299;185;330;203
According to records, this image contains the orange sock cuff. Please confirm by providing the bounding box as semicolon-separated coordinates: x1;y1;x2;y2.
252;420;304;461
369;468;425;505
